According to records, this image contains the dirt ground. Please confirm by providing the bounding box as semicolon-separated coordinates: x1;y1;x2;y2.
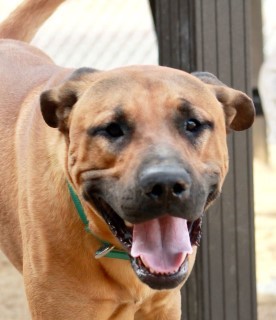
254;159;276;320
0;253;30;320
0;159;275;319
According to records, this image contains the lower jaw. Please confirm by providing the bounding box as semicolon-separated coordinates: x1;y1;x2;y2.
140;255;184;275
130;254;190;290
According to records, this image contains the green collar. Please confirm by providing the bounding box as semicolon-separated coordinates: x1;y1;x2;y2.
67;183;130;260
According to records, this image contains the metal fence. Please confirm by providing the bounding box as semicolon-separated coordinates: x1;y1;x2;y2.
30;0;158;69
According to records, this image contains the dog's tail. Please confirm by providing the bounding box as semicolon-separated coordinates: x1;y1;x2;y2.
0;0;65;43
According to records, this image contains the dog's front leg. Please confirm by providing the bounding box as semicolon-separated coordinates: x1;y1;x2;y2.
26;290;136;320
24;274;136;320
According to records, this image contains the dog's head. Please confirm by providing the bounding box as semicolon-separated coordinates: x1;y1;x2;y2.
40;66;254;290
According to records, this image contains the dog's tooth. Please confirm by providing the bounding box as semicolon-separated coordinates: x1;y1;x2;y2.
124;221;134;228
140;256;150;269
149;268;156;274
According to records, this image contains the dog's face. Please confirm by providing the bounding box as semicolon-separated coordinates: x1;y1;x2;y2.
41;66;254;290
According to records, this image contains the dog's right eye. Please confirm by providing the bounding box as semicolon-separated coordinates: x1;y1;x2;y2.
185;119;202;132
105;122;124;138
87;121;130;142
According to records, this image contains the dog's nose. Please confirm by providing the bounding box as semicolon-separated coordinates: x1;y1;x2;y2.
139;166;191;203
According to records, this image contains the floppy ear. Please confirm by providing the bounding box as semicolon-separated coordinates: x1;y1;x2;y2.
192;72;255;131
40;67;98;132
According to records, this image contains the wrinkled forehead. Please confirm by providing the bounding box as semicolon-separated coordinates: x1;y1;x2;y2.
87;66;207;93
78;66;220;118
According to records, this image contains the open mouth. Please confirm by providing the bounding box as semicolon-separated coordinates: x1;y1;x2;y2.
90;196;202;290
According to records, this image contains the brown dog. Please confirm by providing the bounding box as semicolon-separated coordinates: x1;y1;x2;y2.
0;1;255;319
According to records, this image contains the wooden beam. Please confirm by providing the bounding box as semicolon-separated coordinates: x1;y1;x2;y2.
150;1;257;319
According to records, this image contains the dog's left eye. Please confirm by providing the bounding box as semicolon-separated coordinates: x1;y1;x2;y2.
105;122;124;138
184;119;202;132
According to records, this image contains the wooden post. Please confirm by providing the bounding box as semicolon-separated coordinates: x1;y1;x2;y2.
151;0;257;319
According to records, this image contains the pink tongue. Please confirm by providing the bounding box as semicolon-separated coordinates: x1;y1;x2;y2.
131;216;193;274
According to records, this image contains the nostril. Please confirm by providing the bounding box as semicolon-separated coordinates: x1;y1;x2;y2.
148;184;163;199
172;183;185;196
140;166;191;201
